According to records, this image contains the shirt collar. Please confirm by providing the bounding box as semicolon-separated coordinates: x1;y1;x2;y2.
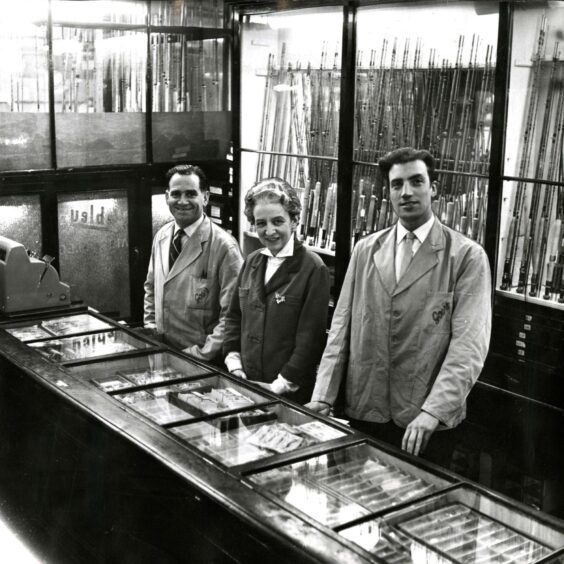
174;214;205;238
396;215;435;245
260;235;295;258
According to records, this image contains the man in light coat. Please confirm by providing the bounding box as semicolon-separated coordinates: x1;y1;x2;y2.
307;147;491;464
144;164;243;362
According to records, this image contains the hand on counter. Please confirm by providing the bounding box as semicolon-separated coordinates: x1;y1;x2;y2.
304;401;332;416
401;411;440;456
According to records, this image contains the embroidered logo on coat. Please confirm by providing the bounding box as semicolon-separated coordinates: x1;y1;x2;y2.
432;302;450;325
195;287;210;304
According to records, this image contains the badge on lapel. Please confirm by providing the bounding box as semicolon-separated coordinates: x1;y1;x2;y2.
274;292;286;305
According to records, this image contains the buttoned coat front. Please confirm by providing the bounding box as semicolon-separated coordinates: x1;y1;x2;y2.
311;218;492;428
144;216;243;361
223;242;330;404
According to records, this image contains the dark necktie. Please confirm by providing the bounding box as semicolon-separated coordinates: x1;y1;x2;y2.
169;229;185;270
398;232;415;280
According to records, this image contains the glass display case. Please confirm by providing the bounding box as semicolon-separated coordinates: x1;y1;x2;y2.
352;2;498;247
339;485;564;563
238;7;342;257
111;374;267;426
68;350;212;391
2;307;564;562
248;441;454;529
4;312;112;342
0;1;51;171
170;402;348;468
26;328;150;363
497;3;564;311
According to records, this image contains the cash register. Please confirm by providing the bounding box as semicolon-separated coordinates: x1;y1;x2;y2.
0;236;70;314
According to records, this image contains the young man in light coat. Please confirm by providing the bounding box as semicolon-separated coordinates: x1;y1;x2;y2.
307;147;491;465
144;164;243;362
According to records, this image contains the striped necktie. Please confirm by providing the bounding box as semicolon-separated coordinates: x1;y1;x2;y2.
169;229;185;270
398;232;416;280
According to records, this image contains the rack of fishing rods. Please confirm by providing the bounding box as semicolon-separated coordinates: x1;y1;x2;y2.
51;9;224;114
255;43;340;252
254;35;494;252
499;14;564;307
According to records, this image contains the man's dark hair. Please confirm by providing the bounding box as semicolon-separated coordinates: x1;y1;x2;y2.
166;164;209;193
378;147;436;185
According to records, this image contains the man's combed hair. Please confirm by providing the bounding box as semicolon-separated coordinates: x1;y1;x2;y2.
166;164;209;192
378;147;436;185
244;177;302;224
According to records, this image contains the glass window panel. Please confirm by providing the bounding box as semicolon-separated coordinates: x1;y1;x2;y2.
0;2;51;171
113;374;270;424
68;351;213;391
170;402;347;467
152;102;231;162
504;4;564;180
3;313;112;341
150;1;224;28
151;33;230;162
355;2;498;162
58;190;130;318
28;329;150;363
52;1;147;25
340;486;564;563
3;324;52;342
52;25;146;167
151;185;171;237
354;2;497;251
249;442;452;529
0;195;42;257
240;151;337;255
240;7;343;155
496;180;562;310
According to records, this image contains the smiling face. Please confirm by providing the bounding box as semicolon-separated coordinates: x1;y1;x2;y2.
388;159;436;231
253;200;297;256
166;173;209;228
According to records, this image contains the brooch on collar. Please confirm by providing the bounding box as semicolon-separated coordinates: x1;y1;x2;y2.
275;292;286;304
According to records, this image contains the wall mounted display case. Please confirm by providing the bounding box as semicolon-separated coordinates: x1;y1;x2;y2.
233;1;499;291
1;306;564;562
0;0;234;323
497;3;564;312
231;0;563;430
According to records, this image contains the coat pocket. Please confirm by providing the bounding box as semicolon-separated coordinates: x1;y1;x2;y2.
187;276;213;310
424;291;454;334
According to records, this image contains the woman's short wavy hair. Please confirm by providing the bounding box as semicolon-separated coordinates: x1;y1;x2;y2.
244;177;302;224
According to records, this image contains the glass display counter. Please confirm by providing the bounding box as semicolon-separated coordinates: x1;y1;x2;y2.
68;350;212;389
5;313;113;342
339;485;564;564
112;374;268;426
1;307;564;563
248;442;453;529
170;402;347;468
26;329;150;363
